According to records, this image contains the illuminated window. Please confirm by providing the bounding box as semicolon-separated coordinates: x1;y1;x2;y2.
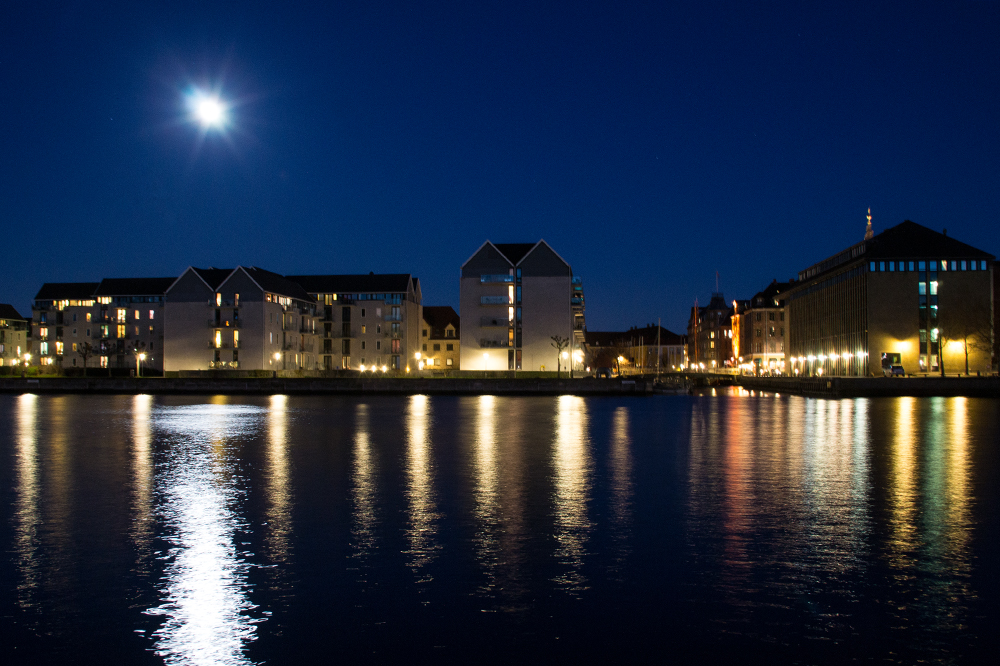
55;341;63;355
149;310;155;320
86;313;92;322
216;293;222;306
40;342;48;355
215;331;222;348
117;309;127;323
446;358;453;366
930;281;938;295
100;356;108;368
117;325;125;338
134;309;140;320
234;293;239;306
72;343;77;352
234;330;239;348
361;325;366;334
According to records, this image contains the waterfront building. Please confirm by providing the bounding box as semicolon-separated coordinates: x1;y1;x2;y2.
93;277;174;372
585;325;686;374
420;306;460;372
730;280;794;375
460;240;583;373
0;304;29;367
288;273;422;371
165;266;323;372
686;292;733;369
30;282;100;368
785;217;995;376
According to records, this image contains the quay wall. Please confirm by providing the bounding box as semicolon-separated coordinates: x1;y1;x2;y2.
737;375;1000;398
0;376;653;396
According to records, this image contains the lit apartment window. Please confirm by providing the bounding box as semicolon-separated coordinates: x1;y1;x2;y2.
55;342;63;355
149;310;155;320
100;356;108;368
86;313;92;322
72;343;78;352
215;331;222;348
234;293;239;306
134;309;140;320
447;358;453;366
361;325;366;334
216;293;222;306
117;325;126;338
234;330;239;348
117;309;127;323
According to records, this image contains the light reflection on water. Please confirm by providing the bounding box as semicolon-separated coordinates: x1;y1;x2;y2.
551;395;592;593
144;403;264;666
404;395;441;580
14;394;39;609
1;393;994;663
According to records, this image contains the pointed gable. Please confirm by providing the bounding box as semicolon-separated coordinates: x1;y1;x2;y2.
461;241;514;278
518;240;570;277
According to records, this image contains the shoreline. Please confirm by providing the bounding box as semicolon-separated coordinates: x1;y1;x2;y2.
736;374;1000;398
0;376;655;396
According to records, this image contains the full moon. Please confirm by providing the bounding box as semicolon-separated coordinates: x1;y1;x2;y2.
194;97;226;127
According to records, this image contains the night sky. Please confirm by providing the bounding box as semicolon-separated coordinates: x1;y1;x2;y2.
3;1;998;333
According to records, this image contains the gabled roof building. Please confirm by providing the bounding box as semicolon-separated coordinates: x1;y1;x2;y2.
460;240;584;373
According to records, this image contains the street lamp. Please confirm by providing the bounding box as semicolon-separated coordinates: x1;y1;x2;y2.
483;352;488;372
136;352;146;378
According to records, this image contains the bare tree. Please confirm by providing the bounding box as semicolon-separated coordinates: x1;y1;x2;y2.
76;341;94;377
550;335;569;378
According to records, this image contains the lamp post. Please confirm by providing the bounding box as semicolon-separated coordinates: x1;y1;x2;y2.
136;352;146;378
23;352;31;378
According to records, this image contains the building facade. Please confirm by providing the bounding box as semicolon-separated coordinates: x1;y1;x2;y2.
0;305;29;368
31;282;100;369
421;305;460;372
585;325;686;375
731;280;793;374
460;240;582;373
686;292;733;369
288;273;422;372
785;219;995;376
92;277;174;372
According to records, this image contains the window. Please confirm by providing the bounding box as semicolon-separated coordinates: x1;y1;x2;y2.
72;313;77;322
919;261;926;271
40;342;48;355
710;341;715;349
234;331;239;348
447;358;453;366
433;343;441;351
133;309;139;320
361;308;366;317
391;339;401;353
755;313;761;322
422;343;427;351
779;312;784;321
909;261;915;271
86;329;91;337
422;329;428;337
149;310;155;320
117;309;127;323
72;343;77;352
780;327;784;336
117;324;126;338
446;329;454;337
361;325;367;334
235;293;239;306
446;343;453;351
86;313;91;322
919;282;926;295
769;327;775;336
870;262;876;271
755;329;761;337
361;341;366;350
961;260;967;270
879;262;885;271
215;331;222;348
72;328;77;336
216;293;222;306
376;325;381;334
134;326;139;336
950;261;957;271
768;312;774;321
376;340;381;350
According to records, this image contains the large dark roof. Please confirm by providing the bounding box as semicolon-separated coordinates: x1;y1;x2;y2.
287;273;414;294
191;267;234;289
866;220;994;260
94;277;176;296
422;306;460;337
0;304;26;320
750;280;796;307
493;243;536;265
34;282;100;300
586;326;683;347
240;267;313;301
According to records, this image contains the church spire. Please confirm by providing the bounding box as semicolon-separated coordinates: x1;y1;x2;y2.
864;207;874;240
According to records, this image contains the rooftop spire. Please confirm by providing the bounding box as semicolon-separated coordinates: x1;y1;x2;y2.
864;207;874;240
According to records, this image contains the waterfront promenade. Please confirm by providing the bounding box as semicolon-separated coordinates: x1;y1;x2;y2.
0;375;654;395
736;374;1000;398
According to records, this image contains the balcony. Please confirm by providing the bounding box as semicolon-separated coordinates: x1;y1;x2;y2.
479;338;511;348
480;296;509;306
479;316;511;327
209;361;239;369
384;314;402;321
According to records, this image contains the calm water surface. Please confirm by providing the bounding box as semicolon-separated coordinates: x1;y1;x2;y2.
1;392;998;664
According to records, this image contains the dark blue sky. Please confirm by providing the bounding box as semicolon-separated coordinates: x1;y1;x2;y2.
3;1;998;332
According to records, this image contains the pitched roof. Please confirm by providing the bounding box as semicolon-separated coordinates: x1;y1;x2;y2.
422;306;460;337
94;277;176;296
585;326;684;347
34;282;100;300
240;267;313;301
749;280;796;307
866;220;994;259
493;243;537;265
0;304;26;320
191;267;235;290
287;273;414;294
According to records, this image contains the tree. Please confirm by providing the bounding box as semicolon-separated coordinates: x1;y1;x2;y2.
550;335;569;378
76;341;94;377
